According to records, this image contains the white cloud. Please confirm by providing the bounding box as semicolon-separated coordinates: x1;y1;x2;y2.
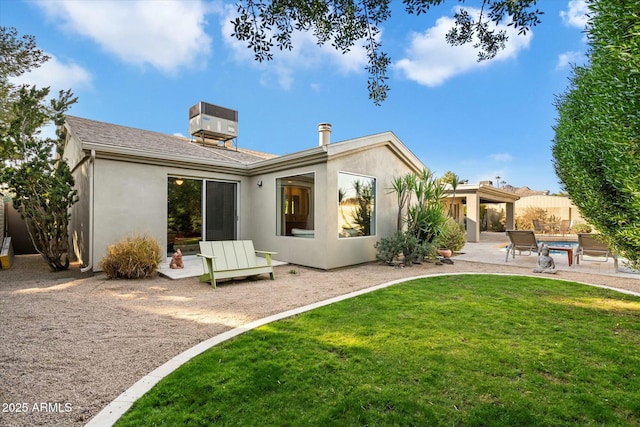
10;52;92;93
489;153;513;162
218;4;368;90
556;51;584;69
560;0;589;29
394;7;532;87
36;0;212;74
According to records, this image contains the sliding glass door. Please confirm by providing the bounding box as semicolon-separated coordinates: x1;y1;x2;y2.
205;181;237;241
168;178;237;255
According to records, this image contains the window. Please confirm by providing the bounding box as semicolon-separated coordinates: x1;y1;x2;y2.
338;172;376;238
277;173;315;237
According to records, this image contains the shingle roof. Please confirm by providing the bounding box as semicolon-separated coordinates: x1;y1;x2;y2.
65;115;277;165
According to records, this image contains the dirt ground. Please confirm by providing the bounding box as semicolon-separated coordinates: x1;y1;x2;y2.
1;254;639;427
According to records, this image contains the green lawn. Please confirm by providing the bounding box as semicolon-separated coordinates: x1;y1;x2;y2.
116;275;640;426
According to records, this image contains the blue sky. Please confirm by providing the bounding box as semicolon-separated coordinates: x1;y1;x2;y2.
2;0;589;193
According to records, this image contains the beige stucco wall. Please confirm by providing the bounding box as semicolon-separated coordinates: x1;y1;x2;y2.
63;133;90;266
325;145;414;269
247;163;330;269
68;158;91;265
92;159;166;269
90;159;249;271
515;195;585;224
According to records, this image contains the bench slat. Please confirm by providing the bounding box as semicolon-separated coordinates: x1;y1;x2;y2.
239;241;258;268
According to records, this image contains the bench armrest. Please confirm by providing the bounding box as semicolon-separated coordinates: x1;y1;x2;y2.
197;254;216;259
255;250;278;255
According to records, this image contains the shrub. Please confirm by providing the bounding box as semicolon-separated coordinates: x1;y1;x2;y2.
553;0;640;269
571;223;592;234
100;233;163;279
382;169;447;264
437;218;466;252
488;209;506;232
515;207;548;230
375;233;402;265
375;231;437;266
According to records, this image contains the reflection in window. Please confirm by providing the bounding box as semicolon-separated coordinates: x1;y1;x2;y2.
338;172;376;238
167;177;202;255
277;173;315;237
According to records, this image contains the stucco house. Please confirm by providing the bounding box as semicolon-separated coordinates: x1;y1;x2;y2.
63;103;426;272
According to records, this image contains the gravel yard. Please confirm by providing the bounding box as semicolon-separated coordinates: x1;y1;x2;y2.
1;254;638;427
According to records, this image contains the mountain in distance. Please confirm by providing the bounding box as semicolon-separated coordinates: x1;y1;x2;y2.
501;185;550;196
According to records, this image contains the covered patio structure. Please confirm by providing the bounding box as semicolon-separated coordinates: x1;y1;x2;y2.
444;183;520;243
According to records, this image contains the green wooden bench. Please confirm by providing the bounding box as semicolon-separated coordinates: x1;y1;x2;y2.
197;240;277;288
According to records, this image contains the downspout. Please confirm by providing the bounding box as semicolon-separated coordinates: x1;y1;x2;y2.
81;149;95;273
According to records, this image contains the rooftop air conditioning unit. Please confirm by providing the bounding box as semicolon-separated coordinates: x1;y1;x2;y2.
189;102;238;141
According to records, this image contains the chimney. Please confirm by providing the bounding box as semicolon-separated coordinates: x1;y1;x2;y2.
318;123;331;146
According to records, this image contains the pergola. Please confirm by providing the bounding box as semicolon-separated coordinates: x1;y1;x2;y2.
443;183;520;243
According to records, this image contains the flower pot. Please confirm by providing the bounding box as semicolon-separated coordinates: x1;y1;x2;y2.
437;249;453;258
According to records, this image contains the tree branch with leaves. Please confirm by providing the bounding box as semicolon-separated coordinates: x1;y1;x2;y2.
232;0;543;104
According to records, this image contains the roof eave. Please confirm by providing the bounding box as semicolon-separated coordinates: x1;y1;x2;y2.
85;143;250;175
247;146;328;175
445;185;520;202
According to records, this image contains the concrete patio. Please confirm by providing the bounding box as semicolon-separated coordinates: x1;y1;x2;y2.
158;232;639;282
455;231;639;280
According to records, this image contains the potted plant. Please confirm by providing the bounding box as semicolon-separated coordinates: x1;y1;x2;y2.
436;218;467;258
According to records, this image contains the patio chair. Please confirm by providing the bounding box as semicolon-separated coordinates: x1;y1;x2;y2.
559;220;571;236
505;230;540;262
532;219;547;234
574;233;618;270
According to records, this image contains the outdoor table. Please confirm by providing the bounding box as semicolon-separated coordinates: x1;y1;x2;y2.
548;246;573;266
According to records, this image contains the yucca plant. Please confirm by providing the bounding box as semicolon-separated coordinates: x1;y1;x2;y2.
405;169;447;245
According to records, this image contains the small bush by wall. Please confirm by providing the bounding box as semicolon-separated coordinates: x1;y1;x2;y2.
437;218;466;252
515;207;548;230
375;231;437;266
100;233;163;279
571;223;592;234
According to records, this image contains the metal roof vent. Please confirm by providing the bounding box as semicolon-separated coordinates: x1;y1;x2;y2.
188;102;238;142
318;122;331;146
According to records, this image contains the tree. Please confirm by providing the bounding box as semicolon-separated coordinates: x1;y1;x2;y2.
440;170;466;217
1;27;79;271
232;0;543;104
552;0;640;269
0;26;50;159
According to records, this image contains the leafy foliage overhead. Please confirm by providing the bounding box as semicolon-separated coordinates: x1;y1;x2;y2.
0;26;50;154
232;0;543;104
